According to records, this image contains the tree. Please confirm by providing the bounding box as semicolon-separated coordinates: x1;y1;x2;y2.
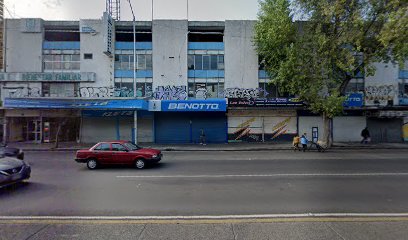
254;0;408;146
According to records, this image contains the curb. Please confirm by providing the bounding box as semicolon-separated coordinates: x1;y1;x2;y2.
20;146;408;152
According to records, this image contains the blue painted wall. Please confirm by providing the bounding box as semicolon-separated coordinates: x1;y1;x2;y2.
43;41;80;50
399;70;408;79
188;42;224;50
114;70;153;78
115;42;152;50
188;70;224;78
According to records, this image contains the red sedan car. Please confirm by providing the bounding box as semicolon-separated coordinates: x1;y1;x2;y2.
75;141;162;170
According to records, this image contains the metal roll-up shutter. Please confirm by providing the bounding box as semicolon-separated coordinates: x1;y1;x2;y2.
155;113;191;143
191;113;227;143
367;118;403;143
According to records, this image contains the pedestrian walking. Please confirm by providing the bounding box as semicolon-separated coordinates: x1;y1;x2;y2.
361;127;370;144
300;133;308;152
292;135;300;151
199;129;206;145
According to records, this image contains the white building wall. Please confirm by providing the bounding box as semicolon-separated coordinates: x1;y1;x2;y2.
224;20;258;89
298;116;324;141
299;116;367;142
365;62;399;106
79;19;114;90
5;19;43;72
152;20;188;88
333;117;366;142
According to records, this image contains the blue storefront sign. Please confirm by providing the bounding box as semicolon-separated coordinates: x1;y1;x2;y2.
399;98;408;105
161;99;227;112
82;110;135;117
4;98;148;110
344;93;363;108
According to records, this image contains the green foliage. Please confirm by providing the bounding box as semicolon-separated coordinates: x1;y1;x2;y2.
254;0;408;117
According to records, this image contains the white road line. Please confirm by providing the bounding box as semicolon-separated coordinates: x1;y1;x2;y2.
116;173;408;178
2;213;408;220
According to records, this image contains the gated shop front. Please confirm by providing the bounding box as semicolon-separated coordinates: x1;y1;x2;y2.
153;100;227;144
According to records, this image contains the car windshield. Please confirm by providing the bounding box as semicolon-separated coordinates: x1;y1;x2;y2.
123;142;141;151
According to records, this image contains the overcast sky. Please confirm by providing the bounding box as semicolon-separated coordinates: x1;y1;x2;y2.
4;0;260;21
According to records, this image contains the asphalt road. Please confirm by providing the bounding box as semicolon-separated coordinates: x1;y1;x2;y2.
2;149;408;239
1;149;408;216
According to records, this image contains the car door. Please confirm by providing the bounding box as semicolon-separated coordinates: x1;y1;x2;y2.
93;143;113;164
112;143;133;165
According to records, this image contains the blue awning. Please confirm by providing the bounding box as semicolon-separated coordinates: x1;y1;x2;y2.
4;98;148;110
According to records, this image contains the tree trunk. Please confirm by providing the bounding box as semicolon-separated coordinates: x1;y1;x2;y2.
322;113;333;148
54;123;62;149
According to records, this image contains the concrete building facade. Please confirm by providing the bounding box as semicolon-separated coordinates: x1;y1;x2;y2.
1;16;407;144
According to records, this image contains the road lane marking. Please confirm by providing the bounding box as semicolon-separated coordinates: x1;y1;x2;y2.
2;214;408;224
116;173;408;178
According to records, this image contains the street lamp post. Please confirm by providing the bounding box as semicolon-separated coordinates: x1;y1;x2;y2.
127;0;136;98
127;0;138;144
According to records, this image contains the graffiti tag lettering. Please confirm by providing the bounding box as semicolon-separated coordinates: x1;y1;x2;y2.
365;85;395;105
3;86;41;98
153;85;188;100
222;88;269;99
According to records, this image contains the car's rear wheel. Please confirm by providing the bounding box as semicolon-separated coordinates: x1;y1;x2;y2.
135;159;145;169
87;159;98;170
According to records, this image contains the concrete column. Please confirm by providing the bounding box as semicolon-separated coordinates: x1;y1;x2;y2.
3;117;7;144
133;111;138;144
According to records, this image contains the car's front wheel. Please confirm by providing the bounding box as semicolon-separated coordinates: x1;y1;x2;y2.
135;159;145;169
87;159;99;170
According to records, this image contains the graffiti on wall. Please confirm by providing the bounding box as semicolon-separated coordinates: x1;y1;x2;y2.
228;117;295;142
3;86;41;98
365;85;396;106
233;117;256;140
222;88;269;99
271;117;291;140
404;118;408;142
3;85;147;98
153;86;188;100
195;88;208;99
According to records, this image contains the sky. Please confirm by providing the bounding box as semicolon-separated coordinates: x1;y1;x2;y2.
4;0;260;21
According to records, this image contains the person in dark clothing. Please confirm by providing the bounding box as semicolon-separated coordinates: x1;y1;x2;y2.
361;127;370;144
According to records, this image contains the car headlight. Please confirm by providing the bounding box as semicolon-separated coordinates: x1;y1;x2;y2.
152;154;158;158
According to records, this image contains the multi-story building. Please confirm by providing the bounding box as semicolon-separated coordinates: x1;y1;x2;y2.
0;16;407;144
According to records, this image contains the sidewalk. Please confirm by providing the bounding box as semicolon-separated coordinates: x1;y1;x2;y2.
6;141;408;151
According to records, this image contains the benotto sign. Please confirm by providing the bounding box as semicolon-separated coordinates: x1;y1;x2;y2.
161;100;227;112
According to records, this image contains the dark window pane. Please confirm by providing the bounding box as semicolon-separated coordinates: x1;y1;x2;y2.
188;55;194;70
218;55;224;70
203;55;210;70
146;55;152;70
210;55;217;70
195;55;202;70
136;82;145;97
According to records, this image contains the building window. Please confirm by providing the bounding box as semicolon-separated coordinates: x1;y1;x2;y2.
188;79;224;99
188;55;224;70
259;82;287;98
43;54;80;71
345;79;364;94
114;54;152;70
42;83;78;97
84;53;93;59
114;78;152;98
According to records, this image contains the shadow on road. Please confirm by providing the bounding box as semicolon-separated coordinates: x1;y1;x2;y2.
0;182;53;198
